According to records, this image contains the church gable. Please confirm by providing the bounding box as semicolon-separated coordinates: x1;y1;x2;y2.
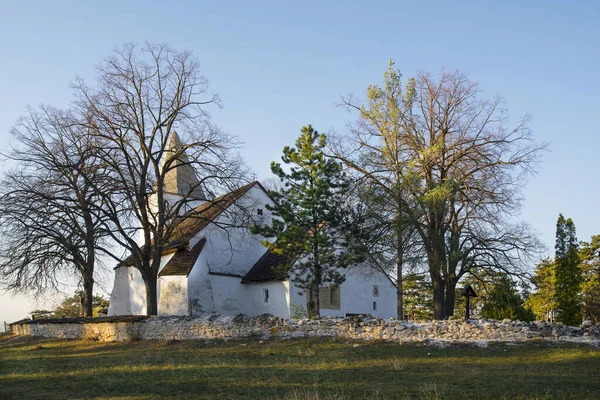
242;249;287;283
200;183;275;277
158;238;207;277
164;181;261;248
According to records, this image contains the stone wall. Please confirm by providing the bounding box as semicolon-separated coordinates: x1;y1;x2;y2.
10;314;600;344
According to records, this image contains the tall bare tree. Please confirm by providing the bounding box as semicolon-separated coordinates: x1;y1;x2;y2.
73;43;246;315
0;106;109;316
407;69;545;319
337;63;546;319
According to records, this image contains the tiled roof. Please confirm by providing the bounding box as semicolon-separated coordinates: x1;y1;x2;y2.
241;249;288;283
158;238;206;277
164;181;259;246
117;181;260;268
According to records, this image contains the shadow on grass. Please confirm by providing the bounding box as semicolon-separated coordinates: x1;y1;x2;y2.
1;337;599;399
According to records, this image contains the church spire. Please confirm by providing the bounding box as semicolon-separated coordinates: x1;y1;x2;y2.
162;132;207;200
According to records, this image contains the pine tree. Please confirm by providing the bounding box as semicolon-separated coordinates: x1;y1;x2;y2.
554;214;582;326
403;272;433;320
580;235;600;322
481;274;534;321
525;259;558;321
252;125;366;317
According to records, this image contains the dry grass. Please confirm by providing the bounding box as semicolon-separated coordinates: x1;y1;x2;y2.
0;335;599;399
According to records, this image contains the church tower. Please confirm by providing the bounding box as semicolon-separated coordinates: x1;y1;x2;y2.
162;132;207;201
141;133;209;246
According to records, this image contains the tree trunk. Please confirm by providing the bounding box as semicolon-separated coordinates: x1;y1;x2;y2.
306;285;320;318
396;283;403;320
445;279;457;319
313;282;321;317
396;249;404;320
145;275;158;316
82;275;94;317
428;239;446;320
432;274;445;320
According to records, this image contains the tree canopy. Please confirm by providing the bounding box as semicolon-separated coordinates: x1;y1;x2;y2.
336;62;546;319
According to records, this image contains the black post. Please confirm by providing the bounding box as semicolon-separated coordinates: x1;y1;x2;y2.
460;285;477;321
465;295;470;321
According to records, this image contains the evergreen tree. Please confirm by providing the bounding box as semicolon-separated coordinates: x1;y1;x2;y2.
253;125;366;317
481;274;534;321
525;259;558;321
554;214;582;326
580;235;600;322
403;272;433;320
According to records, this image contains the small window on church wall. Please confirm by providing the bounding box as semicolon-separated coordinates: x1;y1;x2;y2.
130;273;134;281
373;285;379;297
257;208;263;216
373;301;378;311
263;288;269;303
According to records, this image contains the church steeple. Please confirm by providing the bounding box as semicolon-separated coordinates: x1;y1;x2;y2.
162;132;207;200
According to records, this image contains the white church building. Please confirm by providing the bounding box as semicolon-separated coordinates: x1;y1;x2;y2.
108;135;397;319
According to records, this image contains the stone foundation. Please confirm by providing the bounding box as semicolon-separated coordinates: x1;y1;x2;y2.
10;314;600;344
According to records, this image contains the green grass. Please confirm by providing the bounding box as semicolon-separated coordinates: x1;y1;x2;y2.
1;336;599;399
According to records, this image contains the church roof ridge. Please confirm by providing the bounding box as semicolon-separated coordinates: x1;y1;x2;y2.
116;180;264;269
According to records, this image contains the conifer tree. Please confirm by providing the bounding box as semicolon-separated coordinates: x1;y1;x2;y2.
481;274;534;321
525;259;558;321
580;235;600;321
253;125;366;317
554;214;582;326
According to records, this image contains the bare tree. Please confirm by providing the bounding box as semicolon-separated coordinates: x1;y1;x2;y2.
73;43;247;315
0;106;110;316
405;69;546;319
337;63;546;319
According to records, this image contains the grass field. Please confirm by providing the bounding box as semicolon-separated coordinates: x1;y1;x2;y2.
1;335;599;399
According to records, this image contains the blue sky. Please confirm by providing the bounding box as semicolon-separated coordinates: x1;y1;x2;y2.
1;1;599;323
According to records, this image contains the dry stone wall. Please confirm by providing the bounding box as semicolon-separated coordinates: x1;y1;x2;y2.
10;314;600;344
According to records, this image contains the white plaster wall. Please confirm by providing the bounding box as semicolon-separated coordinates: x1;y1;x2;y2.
108;253;176;316
158;276;189;316
289;281;308;318
187;274;292;318
240;281;291;318
201;186;275;276
127;267;147;315
107;267;131;316
207;275;244;315
187;252;216;314
288;265;397;319
336;266;396;318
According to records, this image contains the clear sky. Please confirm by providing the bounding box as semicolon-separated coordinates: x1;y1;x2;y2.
1;1;598;324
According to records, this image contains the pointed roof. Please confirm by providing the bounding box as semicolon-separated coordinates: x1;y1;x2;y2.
158;238;207;277
164;181;261;246
116;181;263;268
241;248;288;283
162;132;206;200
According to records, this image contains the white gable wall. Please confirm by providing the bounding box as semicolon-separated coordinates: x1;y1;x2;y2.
201;185;275;277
